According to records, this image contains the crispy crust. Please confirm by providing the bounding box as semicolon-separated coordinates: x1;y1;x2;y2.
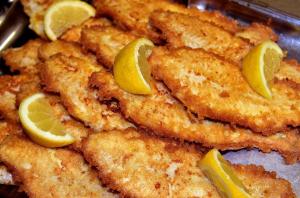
149;10;299;88
150;47;300;134
82;128;295;197
150;10;250;64
81;26;137;69
232;164;295;198
90;70;300;164
39;41;132;131
276;60;300;88
61;18;112;43
0;136;116;198
93;0;239;43
2;39;44;74
236;22;278;45
83;23;300;163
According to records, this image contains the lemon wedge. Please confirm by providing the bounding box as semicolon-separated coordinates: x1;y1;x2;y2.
242;40;283;99
19;93;75;148
113;38;154;95
44;0;96;41
199;149;252;198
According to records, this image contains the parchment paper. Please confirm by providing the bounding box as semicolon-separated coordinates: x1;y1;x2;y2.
225;150;300;196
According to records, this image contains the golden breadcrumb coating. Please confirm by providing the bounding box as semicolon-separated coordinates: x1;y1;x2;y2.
150;47;300;134
83;129;295;198
150;10;250;64
93;0;239;42
39;41;132;131
0;136;117;198
2;39;44;74
61;18;112;43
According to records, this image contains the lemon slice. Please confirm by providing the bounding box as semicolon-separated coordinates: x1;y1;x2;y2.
242;40;283;99
199;149;252;198
113;38;154;95
44;0;96;41
19;93;75;148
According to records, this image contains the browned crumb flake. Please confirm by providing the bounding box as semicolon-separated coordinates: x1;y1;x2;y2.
0;136;117;198
82;129;295;198
150;47;300;134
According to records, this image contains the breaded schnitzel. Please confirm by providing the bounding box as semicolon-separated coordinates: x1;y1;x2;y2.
61;18;112;43
91;70;300;164
2;39;44;74
150;11;299;86
82;25;300;163
150;47;300;134
93;0;239;42
150;10;250;64
81;26;137;68
83;128;295;197
0;135;116;198
39;41;132;131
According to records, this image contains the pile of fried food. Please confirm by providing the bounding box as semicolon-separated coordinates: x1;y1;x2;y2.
0;0;299;197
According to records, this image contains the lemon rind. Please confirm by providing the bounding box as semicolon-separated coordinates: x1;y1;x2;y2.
133;38;154;92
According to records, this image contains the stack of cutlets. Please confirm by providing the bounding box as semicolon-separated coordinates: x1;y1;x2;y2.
0;0;299;197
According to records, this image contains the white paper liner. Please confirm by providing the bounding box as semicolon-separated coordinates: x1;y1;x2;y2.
225;150;300;197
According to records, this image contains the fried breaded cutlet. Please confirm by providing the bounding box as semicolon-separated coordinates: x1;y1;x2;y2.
150;10;250;64
20;0;54;38
2;39;44;74
93;0;239;42
82;25;300;163
81;26;137;68
0;135;117;198
91;70;300;164
82;128;295;198
39;41;132;131
150;10;300;86
61;18;112;43
150;47;300;134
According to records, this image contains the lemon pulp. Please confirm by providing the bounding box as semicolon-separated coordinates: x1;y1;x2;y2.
199;149;252;198
242;40;283;99
44;1;95;40
113;38;154;95
19;93;74;148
